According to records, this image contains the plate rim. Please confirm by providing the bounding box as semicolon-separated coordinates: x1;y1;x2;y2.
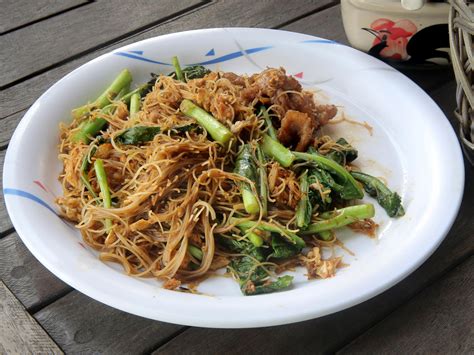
3;27;465;328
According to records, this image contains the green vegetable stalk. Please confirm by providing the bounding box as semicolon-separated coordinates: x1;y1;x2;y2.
301;204;375;234
234;219;305;249
94;159;113;231
80;147;98;199
261;134;295;168
72;69;133;119
234;145;260;215
318;230;333;241
129;93;141;116
293;151;363;200
179;99;233;146
246;231;264;247
243;275;293;296
188;244;203;260
296;170;312;228
120;83;149;105
172;56;185;82
260;107;277;140
351;171;405;217
256;145;268;217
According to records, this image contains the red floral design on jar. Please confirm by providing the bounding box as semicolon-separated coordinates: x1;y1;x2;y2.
364;18;418;60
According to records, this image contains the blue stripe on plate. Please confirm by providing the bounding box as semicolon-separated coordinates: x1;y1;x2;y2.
114;46;273;66
301;39;338;44
192;46;273;65
114;52;171;65
4;188;57;215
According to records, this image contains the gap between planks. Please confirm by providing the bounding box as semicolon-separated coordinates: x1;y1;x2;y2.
337;256;474;354
0;0;93;36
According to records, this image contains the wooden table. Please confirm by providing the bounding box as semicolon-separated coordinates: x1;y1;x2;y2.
1;1;472;353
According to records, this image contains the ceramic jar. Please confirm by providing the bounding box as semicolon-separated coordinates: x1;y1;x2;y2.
341;0;451;64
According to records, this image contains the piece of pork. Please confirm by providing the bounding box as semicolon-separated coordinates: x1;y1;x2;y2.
277;110;315;152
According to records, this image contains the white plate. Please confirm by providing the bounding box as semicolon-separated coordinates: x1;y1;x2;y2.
3;28;464;328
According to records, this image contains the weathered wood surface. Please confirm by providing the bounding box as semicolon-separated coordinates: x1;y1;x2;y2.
0;0;336;118
0;0;89;34
34;291;184;354
339;257;474;354
0;0;206;88
0;232;72;311
0;281;63;354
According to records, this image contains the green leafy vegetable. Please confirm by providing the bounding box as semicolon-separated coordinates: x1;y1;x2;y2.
307;167;340;209
115;126;161;145
181;65;211;80
325;138;358;165
170;123;201;134
293;151;363;200
270;235;299;259
224;237;293;296
228;242;268;283
351;171;405;217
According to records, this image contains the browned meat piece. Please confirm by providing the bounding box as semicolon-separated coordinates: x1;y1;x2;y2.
251;68;301;97
277;110;315;152
315;104;338;125
221;72;246;87
239;67;337;130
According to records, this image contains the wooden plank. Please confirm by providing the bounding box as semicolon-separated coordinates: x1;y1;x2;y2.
0;0;205;87
0;233;72;311
0;110;26;149
34;291;184;354
0;149;13;234
339;257;474;354
152;81;474;353
283;4;348;44
0;0;335;118
0;281;63;354
1;0;89;34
